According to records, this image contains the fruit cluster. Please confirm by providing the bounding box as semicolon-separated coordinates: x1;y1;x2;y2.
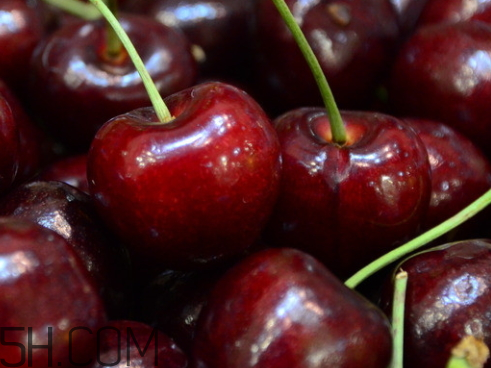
2;0;491;367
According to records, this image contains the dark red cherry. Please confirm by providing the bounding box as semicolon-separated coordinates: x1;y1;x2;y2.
0;181;132;319
193;247;393;368
0;0;45;94
380;239;491;368
418;0;491;26
125;0;255;82
263;108;431;278
252;0;400;114
402;118;491;234
0;216;106;368
388;21;491;159
27;13;198;153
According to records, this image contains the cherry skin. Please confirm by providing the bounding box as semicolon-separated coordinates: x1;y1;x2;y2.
0;181;132;319
402;118;491;233
380;239;491;368
87;81;281;278
193;247;393;368
263;108;431;278
0;78;57;184
37;154;89;194
0;94;19;196
92;320;188;368
124;0;255;81
418;0;491;26
387;0;429;35
388;21;491;159
27;13;198;153
135;267;228;355
252;0;399;114
0;217;107;368
0;0;45;94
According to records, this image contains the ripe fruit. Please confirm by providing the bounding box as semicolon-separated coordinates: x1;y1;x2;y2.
388;21;491;159
380;239;491;368
87;81;281;277
193;247;393;368
264;108;431;278
27;13;197;152
0;217;106;368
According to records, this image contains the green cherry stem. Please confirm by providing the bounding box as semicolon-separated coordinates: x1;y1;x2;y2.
41;0;101;20
88;0;173;123
345;187;491;289
270;0;346;145
447;357;480;368
445;336;489;368
389;270;408;368
104;0;124;59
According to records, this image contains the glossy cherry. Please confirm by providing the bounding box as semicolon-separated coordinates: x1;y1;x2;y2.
0;180;132;319
87;81;281;278
388;21;491;159
402;118;491;233
252;0;399;114
0;78;57;184
0;0;45;94
124;0;255;81
193;247;393;368
27;13;198;152
418;0;491;26
263;108;431;278
380;239;491;368
0;216;106;368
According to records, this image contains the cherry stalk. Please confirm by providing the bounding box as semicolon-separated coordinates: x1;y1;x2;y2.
42;0;101;20
389;270;408;368
345;188;491;288
270;0;346;145
88;0;172;123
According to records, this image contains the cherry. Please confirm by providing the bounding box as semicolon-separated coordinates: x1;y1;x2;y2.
402;118;491;235
0;78;58;184
380;239;491;368
87;81;281;278
193;247;393;368
0;0;46;94
388;21;491;159
124;0;255;82
27;13;198;152
0;180;132;319
252;0;400;114
0;216;106;368
135;267;228;355
263;108;431;278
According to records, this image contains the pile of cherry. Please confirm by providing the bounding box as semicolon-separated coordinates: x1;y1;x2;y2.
2;0;491;367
